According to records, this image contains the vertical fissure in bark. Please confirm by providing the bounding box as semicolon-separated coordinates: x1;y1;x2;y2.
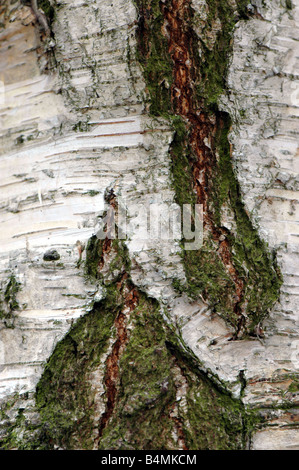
98;310;127;439
135;0;282;337
160;0;245;332
170;374;189;450
96;192;140;440
98;277;140;440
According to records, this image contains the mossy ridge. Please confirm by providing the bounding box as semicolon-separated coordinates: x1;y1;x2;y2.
165;340;260;450
134;0;282;335
0;236;128;450
186;112;282;332
26;289;121;450
192;1;282;332
85;234;104;279
0;291;119;450
98;295;258;450
98;294;178;450
211;113;283;332
32;234;131;450
169;115;197;208
197;0;250;107
85;235;131;282
134;0;250;113
134;0;173;117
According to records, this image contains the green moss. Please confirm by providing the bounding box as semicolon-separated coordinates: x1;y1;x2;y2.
15;135;24;146
73;121;90;133
0;393;41;450
288;380;299;393
84;234;103;279
184;239;239;325
0;233;261;450
179;111;282;333
0;274;21;324
134;0;282;334
171;277;186;295
4;274;20;310
37;0;55;24
0;409;26;450
32;289;121;450
211;114;283;332
1;1;282;450
98;295;177;450
134;0;173;117
166;339;261;447
98;295;255;450
169;115;197;208
86;190;100;197
197;1;250;107
85;236;131;282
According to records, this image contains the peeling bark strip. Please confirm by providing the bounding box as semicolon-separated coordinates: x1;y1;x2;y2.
98;309;127;439
135;0;282;336
98;275;139;439
90;194;141;440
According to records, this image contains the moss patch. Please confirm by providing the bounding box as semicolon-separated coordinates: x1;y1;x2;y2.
211;113;282;332
134;0;282;335
134;0;173;116
37;0;55;23
27;290;256;450
0;237;260;450
32;287;121;450
99;297;255;450
196;0;250;107
20;0;55;23
0;274;21;326
85;236;131;281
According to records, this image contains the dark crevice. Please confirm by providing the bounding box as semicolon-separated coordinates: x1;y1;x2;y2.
135;0;282;337
97;276;139;442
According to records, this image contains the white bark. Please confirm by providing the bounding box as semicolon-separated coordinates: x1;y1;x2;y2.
0;0;298;449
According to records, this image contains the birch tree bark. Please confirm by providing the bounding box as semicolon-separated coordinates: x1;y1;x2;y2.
0;0;298;450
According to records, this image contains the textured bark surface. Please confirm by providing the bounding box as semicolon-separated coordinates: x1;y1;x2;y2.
0;0;298;450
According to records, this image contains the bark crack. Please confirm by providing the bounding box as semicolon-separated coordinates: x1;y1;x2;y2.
97;278;139;441
95;192;140;443
161;0;245;334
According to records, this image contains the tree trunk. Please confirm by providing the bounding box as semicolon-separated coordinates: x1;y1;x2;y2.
0;0;298;450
